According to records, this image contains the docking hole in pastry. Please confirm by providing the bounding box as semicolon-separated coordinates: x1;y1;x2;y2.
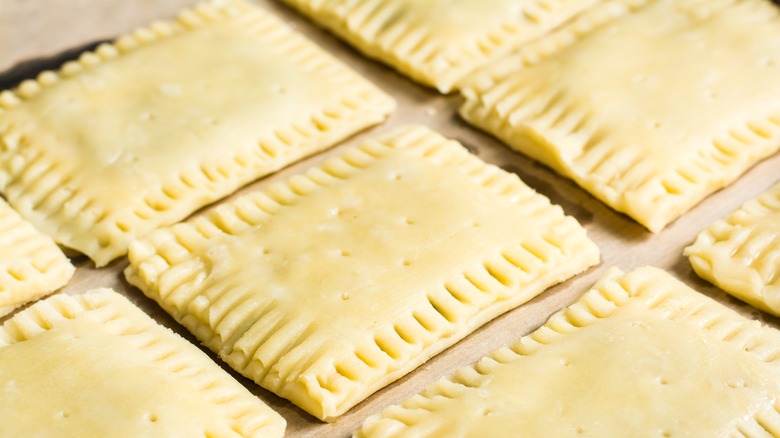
0;0;395;266
282;0;601;93
686;181;780;316
358;266;780;437
125;125;599;421
0;198;73;317
460;0;780;232
0;290;285;437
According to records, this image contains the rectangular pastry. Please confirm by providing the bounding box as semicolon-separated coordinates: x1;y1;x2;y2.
686;182;780;316
283;0;600;92
0;290;285;437
0;0;395;266
125;125;600;421
358;266;780;437
460;0;780;232
0;198;73;317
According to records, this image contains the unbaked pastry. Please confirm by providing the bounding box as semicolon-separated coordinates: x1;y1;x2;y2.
0;0;394;266
125;125;599;421
460;0;780;232
0;289;285;437
283;0;600;92
358;266;780;437
686;182;780;316
0;198;73;317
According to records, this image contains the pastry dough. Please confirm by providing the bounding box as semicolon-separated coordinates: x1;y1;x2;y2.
686;182;780;316
0;198;73;317
0;290;285;437
0;0;395;266
282;0;600;93
461;0;652;98
358;266;780;437
125;125;599;421
460;0;780;232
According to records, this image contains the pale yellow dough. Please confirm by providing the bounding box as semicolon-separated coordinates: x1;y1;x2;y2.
125;125;599;421
283;0;600;92
460;0;780;232
358;266;780;437
0;290;285;437
0;0;394;266
686;182;780;316
0;198;73;317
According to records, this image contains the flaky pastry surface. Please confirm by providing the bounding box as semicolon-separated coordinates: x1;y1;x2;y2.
686;182;780;316
126;125;599;420
0;0;394;265
0;199;73;317
461;0;780;232
359;267;780;437
0;290;285;437
284;0;599;92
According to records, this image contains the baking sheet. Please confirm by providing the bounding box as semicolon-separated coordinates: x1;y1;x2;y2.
2;1;780;436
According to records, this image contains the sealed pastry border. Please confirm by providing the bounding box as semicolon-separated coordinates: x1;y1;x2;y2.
125;124;599;420
686;181;780;316
0;0;395;266
283;0;599;93
461;0;653;98
0;289;286;437
357;266;780;437
0;198;74;316
460;0;780;232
